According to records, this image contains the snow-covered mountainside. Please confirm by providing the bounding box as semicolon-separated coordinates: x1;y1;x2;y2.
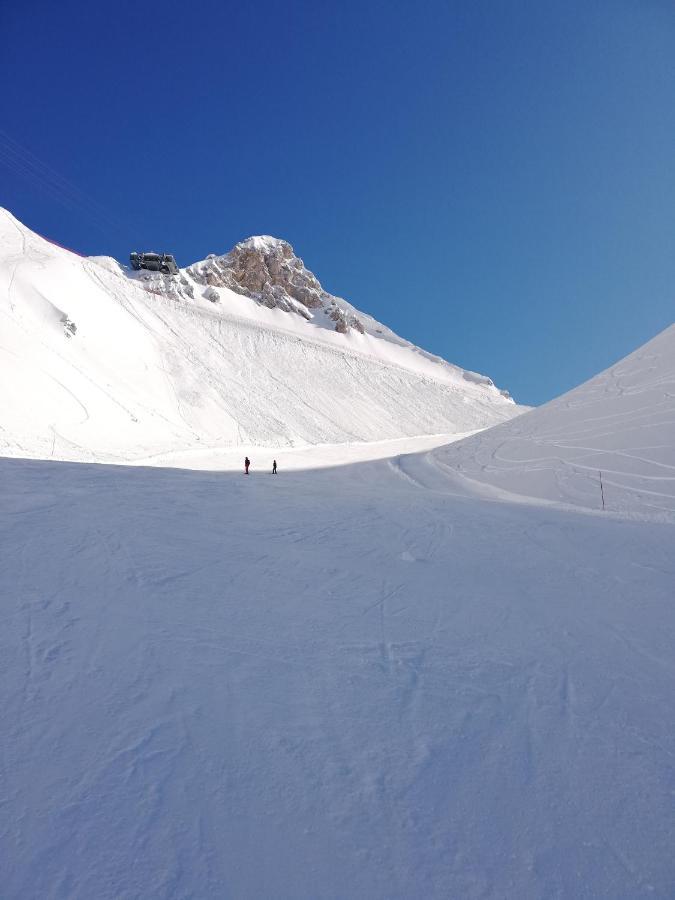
426;323;675;519
0;208;518;462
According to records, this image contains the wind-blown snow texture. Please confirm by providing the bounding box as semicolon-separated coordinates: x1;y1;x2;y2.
0;208;517;462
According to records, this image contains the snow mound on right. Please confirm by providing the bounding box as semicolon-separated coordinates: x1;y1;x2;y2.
434;323;675;519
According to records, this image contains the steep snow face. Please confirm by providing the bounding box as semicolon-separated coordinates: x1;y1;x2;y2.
432;323;675;519
184;237;513;395
0;208;519;462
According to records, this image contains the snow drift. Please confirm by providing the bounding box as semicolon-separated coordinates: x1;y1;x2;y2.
0;208;518;462
430;323;675;518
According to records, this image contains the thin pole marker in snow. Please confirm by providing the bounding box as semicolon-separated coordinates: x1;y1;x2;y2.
599;470;605;511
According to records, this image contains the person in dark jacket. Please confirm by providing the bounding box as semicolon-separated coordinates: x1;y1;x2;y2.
272;460;277;474
244;456;250;475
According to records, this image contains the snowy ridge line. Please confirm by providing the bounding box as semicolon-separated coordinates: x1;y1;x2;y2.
181;228;510;392
87;252;493;394
0;208;520;462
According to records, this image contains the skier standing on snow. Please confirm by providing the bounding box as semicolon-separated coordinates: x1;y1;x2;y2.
244;456;250;475
272;460;277;474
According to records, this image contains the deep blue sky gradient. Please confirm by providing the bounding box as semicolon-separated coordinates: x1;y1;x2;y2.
1;0;674;404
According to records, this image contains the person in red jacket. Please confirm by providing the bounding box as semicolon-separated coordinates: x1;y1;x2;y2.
244;456;250;475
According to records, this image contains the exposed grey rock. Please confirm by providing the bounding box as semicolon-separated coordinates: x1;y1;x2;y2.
187;236;364;333
60;314;77;338
132;270;195;303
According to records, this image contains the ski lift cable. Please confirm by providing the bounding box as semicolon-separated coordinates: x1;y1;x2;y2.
0;146;98;227
0;129;131;232
0;153;125;243
0;129;143;239
0;136;129;237
0;143;116;234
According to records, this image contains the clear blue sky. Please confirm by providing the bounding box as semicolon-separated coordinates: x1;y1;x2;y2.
1;0;674;405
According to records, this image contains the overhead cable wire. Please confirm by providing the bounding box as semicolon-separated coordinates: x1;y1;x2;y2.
0;129;142;239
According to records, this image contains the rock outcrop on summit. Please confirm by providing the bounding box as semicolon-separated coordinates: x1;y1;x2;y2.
187;236;365;334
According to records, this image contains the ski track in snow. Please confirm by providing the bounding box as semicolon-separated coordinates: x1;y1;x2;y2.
1;449;674;899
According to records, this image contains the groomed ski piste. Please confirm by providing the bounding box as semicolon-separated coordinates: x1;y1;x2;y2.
2;210;675;898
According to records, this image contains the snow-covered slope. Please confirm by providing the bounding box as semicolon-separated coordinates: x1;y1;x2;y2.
429;323;675;518
2;250;674;896
0;209;518;462
2;445;674;898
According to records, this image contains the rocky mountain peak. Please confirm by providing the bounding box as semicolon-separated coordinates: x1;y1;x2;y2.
187;236;365;333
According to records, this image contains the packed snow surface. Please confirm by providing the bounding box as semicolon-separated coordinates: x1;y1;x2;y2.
2;439;674;899
0;208;518;462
